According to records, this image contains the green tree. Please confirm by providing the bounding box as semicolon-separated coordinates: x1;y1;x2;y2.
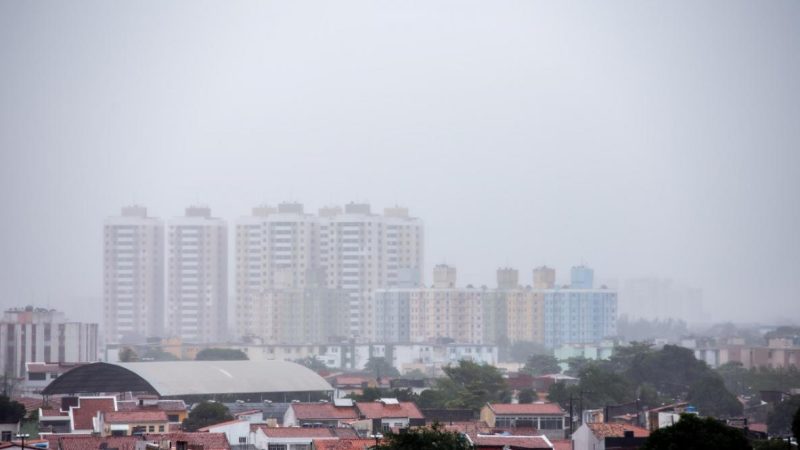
195;348;248;361
521;354;560;376
768;396;800;436
578;364;634;409
295;356;328;372
0;395;26;423
564;356;591;377
437;360;509;411
365;357;401;379
642;414;751;450
753;439;792;450
793;404;800;441
141;348;179;361
686;373;743;417
518;388;535;404
118;346;139;362
375;422;473;450
182;401;233;431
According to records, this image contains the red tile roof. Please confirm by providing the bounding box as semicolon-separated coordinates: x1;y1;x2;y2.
333;376;371;386
291;403;359;420
473;435;552;449
487;403;566;416
71;397;116;431
47;436;140;450
586;423;650;438
104;410;168;423
312;439;379;450
550;439;572;450
144;433;231;450
258;427;338;438
355;402;424;420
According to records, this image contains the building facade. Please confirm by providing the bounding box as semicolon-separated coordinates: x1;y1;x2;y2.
104;206;164;343
167;206;228;343
235;203;424;342
0;308;98;378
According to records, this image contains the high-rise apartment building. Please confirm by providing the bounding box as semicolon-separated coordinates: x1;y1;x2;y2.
103;206;164;344
533;266;556;289
0;307;98;378
235;202;424;342
167;206;228;343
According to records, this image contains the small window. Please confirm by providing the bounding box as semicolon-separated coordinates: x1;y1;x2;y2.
238;437;247;444
148;426;155;432
158;426;165;432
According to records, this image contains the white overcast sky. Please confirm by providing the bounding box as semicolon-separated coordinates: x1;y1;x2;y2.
1;1;798;325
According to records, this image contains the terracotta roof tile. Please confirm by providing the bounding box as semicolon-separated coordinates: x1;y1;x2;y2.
312;439;379;450
71;397;116;431
291;403;359;420
355;402;424;420
586;423;650;438
258;427;337;438
488;403;566;416
197;419;248;431
550;439;572;450
48;436;140;450
104;410;168;423
117;400;187;413
143;432;231;450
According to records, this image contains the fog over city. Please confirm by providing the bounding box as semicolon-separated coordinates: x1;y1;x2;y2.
1;1;798;326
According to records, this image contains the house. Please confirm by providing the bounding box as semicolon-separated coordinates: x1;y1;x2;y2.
251;426;358;450
480;403;569;440
283;400;359;428
45;433;230;450
469;434;554;450
66;397;117;434
311;439;377;450
143;433;231;450
351;399;425;435
99;411;169;436
232;410;264;424
116;399;188;424
197;420;252;446
0;423;20;443
571;423;650;450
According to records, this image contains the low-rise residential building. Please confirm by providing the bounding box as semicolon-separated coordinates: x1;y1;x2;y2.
99;410;169;436
469;434;554;450
480;403;569;440
352;399;425;435
251;426;358;450
571;423;650;450
198;419;252;447
283;400;359;428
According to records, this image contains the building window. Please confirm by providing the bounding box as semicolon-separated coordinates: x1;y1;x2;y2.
238;437;247;444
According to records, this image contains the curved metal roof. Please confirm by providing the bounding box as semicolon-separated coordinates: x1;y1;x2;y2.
42;360;332;396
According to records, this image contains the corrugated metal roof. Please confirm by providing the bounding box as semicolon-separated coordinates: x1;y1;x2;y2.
43;361;333;397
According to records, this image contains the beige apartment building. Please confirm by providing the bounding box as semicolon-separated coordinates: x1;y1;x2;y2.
235;202;424;342
103;206;164;344
167;206;227;343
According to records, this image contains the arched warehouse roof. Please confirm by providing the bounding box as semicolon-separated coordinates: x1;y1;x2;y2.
42;360;333;397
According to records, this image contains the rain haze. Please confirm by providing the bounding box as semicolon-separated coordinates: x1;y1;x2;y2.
1;1;799;327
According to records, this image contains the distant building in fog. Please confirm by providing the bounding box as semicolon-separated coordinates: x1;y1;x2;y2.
235;202;424;342
533;266;555;289
619;277;703;323
104;206;164;344
0;307;98;378
167;206;228;343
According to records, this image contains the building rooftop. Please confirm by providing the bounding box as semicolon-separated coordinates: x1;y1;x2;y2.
104;410;168;424
586;423;650;439
71;397;116;431
472;434;553;449
355;401;424;420
487;403;566;416
290;403;359;420
43;361;333;397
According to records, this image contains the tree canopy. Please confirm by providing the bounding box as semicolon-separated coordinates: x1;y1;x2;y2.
793;404;800;440
141;347;179;361
430;360;509;411
642;414;751;450
365;357;401;379
767;396;800;436
118;346;139;362
195;348;248;361
0;395;26;424
375;423;473;450
182;401;233;431
521;354;560;376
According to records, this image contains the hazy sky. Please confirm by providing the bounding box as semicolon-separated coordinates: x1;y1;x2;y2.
1;1;798;325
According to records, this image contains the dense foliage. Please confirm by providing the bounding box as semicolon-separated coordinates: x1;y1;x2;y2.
295;356;328;372
548;344;742;417
0;395;26;424
521;354;561;376
767;396;800;436
642;414;751;450
793;404;800;440
141;347;179;361
195;348;248;360
118;346;139;362
182;401;233;431
365;357;401;379
718;363;800;397
375;422;474;450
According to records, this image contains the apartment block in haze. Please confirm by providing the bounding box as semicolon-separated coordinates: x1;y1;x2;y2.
0;307;98;378
167;206;228;343
235;202;424;342
103;206;164;344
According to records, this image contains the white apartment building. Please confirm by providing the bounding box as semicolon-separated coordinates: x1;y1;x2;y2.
235;202;424;342
0;308;98;379
104;206;164;344
167;206;228;343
